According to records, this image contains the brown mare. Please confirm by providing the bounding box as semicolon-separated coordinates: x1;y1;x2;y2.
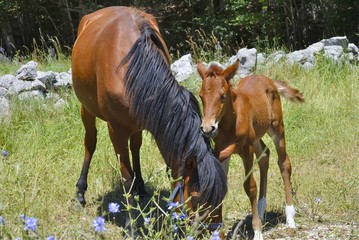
197;60;304;239
72;6;227;231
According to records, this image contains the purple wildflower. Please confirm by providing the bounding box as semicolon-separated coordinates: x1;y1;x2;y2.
108;202;120;213
179;213;187;220
315;197;321;204
172;224;178;232
93;216;106;232
167;201;179;210
46;235;55;240
210;230;221;240
24;217;37;232
0;216;5;225
187;236;195;240
172;212;179;220
144;217;151;225
1;150;8;157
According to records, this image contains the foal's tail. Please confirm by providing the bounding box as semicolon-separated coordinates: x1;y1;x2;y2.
273;80;305;103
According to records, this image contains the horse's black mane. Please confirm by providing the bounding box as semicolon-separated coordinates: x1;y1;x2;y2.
118;18;227;207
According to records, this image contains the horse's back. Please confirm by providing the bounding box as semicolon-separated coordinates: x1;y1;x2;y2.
71;7;151;123
237;75;276;94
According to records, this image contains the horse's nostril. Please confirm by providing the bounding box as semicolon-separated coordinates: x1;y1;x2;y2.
200;126;204;133
211;126;216;132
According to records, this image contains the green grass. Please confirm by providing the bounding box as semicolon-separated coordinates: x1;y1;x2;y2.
1;56;358;239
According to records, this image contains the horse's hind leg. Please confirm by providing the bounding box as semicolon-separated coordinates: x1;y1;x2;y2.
253;139;270;222
107;123;134;192
130;131;148;197
76;106;97;206
240;145;263;240
269;119;296;228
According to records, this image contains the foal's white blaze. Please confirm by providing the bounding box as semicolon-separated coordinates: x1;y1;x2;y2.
253;230;264;240
258;197;267;222
285;205;296;228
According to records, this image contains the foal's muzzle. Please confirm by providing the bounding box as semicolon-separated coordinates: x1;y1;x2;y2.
200;121;218;138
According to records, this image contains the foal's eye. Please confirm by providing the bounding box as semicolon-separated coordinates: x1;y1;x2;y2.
220;94;226;101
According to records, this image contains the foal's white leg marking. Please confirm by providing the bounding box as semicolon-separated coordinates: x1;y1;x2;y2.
253;230;264;240
285;205;296;228
258;197;267;222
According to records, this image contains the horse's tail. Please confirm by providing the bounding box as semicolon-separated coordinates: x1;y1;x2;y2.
273;80;305;103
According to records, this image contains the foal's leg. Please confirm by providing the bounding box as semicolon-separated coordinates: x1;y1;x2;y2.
268;123;296;228
76;106;97;206
130;131;148;197
240;145;263;240
253;140;270;222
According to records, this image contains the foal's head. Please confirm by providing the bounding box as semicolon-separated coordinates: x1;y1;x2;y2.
197;60;239;138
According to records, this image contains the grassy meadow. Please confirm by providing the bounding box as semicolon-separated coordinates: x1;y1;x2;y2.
0;53;358;239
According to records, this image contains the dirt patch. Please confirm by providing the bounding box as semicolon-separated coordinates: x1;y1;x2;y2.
226;212;358;239
264;222;358;240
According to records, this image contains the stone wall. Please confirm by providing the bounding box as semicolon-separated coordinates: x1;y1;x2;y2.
1;36;358;121
0;61;71;121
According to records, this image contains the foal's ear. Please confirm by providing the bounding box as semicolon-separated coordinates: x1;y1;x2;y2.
197;61;207;80
223;59;239;82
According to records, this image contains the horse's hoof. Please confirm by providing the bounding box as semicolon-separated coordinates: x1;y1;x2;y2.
75;192;87;206
138;190;150;199
69;198;85;211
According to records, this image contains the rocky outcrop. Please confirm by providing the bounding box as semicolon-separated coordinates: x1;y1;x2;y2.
170;36;358;81
0;62;71;121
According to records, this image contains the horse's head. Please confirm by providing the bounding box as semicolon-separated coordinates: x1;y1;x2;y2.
197;60;239;138
170;157;199;211
170;149;227;227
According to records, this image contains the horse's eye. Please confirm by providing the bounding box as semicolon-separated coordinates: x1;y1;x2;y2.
220;94;226;101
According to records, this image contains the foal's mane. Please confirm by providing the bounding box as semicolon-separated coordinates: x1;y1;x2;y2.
207;64;224;76
118;11;227;207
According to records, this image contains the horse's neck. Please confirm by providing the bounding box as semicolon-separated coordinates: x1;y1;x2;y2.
219;90;236;130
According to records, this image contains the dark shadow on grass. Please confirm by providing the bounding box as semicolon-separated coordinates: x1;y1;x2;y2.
226;211;285;239
95;182;172;235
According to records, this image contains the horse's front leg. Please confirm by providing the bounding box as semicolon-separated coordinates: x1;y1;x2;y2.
218;143;237;161
130;131;148;197
240;144;263;240
253;140;270;222
108;123;138;236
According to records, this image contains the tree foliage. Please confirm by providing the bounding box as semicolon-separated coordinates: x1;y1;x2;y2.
0;0;357;57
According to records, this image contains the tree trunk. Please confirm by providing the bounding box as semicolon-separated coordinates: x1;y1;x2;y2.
213;0;226;12
61;0;76;43
1;22;16;56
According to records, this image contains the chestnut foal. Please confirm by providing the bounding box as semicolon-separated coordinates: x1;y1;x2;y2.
197;60;304;239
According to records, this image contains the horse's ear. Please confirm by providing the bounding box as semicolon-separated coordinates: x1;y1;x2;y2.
223;59;239;82
185;156;197;171
197;61;207;80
